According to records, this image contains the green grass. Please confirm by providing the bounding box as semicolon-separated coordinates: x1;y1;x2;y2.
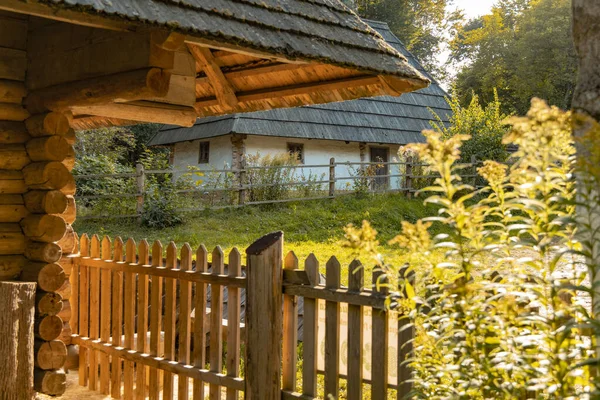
75;193;436;282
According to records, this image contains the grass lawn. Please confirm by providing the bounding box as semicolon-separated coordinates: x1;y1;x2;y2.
74;193;436;283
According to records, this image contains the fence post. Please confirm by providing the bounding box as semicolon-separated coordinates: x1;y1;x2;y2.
405;156;413;198
245;231;284;400
238;159;246;206
398;266;415;398
136;163;145;221
329;157;335;198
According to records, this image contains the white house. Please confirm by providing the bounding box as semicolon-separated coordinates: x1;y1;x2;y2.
149;20;451;190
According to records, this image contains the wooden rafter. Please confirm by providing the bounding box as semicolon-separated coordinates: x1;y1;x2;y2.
188;45;238;111
71;101;197;127
196;62;311;87
194;75;381;110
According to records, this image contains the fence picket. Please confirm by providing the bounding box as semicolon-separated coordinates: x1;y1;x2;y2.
282;251;299;392
347;260;363;400
193;245;208;400
149;241;163;400
88;235;101;391
111;237;124;399
123;238;137;399
302;254;319;397
226;248;242;400
78;234;90;386
324;256;341;398
163;242;177;399
371;269;389;398
398;267;415;399
99;236;112;395
209;246;225;400
136;239;150;400
178;244;193;399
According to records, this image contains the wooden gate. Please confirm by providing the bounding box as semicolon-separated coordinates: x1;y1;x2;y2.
69;231;414;399
70;234;245;399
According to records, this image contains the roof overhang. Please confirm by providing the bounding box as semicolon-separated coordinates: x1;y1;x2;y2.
0;0;430;129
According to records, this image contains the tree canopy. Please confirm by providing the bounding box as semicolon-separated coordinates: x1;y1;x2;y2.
449;0;576;114
351;0;450;76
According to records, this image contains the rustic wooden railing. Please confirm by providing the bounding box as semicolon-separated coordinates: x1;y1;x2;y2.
73;156;485;219
69;231;414;399
71;234;246;399
280;253;414;399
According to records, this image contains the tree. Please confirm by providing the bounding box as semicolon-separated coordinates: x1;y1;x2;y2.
449;0;576;114
353;0;450;76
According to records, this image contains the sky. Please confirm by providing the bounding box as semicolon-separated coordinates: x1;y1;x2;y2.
451;0;497;19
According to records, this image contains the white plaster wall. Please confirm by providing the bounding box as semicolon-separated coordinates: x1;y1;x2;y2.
172;135;233;181
171;135;404;189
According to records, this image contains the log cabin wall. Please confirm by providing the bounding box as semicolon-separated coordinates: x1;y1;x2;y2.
0;11;72;396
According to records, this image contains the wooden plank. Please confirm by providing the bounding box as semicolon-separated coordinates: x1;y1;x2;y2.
135;239;150;400
148;241;163;400
282;251;299;392
283;285;388;309
69;244;79;334
226;248;242;400
163;242;177;399
0;80;26;103
188;45;238;110
88;235;101;391
123;238;137;399
193;245;208;400
79;257;246;287
324;257;340;399
0;47;26;81
245;232;284;400
178;244;193;399
371;269;388;399
111;238;124;399
71;101;197;128
209;246;225;400
302;254;319;397
397;268;415;399
0;15;28;50
347;260;363;400
99;236;112;395
72;335;245;391
78;234;90;386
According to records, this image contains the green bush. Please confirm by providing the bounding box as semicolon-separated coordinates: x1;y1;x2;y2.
432;90;510;163
141;184;182;228
345;99;593;397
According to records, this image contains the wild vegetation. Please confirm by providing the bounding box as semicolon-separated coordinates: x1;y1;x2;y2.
343;99;599;397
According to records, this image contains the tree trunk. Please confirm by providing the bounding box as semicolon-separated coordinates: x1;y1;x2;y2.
0;281;36;400
572;0;600;376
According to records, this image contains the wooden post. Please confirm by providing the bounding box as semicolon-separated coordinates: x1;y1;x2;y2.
0;281;36;399
329;157;335;198
245;231;283;400
404;155;413;198
397;267;415;398
136;163;145;220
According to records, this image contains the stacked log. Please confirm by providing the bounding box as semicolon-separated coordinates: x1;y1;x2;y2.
19;111;75;395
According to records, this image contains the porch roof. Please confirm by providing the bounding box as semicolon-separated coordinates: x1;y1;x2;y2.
149;21;451;146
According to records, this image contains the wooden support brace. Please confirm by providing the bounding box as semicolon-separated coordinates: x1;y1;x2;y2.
188;45;238;110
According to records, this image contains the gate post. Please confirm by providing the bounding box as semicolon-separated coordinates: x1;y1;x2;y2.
245;231;284;400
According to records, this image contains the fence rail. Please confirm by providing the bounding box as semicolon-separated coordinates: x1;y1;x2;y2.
73;156;484;219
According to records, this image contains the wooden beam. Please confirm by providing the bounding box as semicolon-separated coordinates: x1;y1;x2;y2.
188;45;238;111
71;101;197;127
70;116;138;131
0;80;26;104
194;75;380;110
26;68;172;114
195;62;309;88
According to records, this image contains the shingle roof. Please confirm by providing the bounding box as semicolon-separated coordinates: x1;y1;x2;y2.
150;20;451;146
36;0;427;82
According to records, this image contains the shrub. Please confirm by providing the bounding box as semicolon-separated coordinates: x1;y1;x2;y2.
141;183;182;228
431;89;510;163
344;99;592;397
244;152;300;202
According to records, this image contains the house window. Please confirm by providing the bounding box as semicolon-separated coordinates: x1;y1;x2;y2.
287;142;304;163
198;141;210;164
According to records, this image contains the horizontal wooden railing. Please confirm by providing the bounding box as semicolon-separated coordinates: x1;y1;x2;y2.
72;156;487;219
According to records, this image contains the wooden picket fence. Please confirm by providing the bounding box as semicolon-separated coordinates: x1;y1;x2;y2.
69;231;413;399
